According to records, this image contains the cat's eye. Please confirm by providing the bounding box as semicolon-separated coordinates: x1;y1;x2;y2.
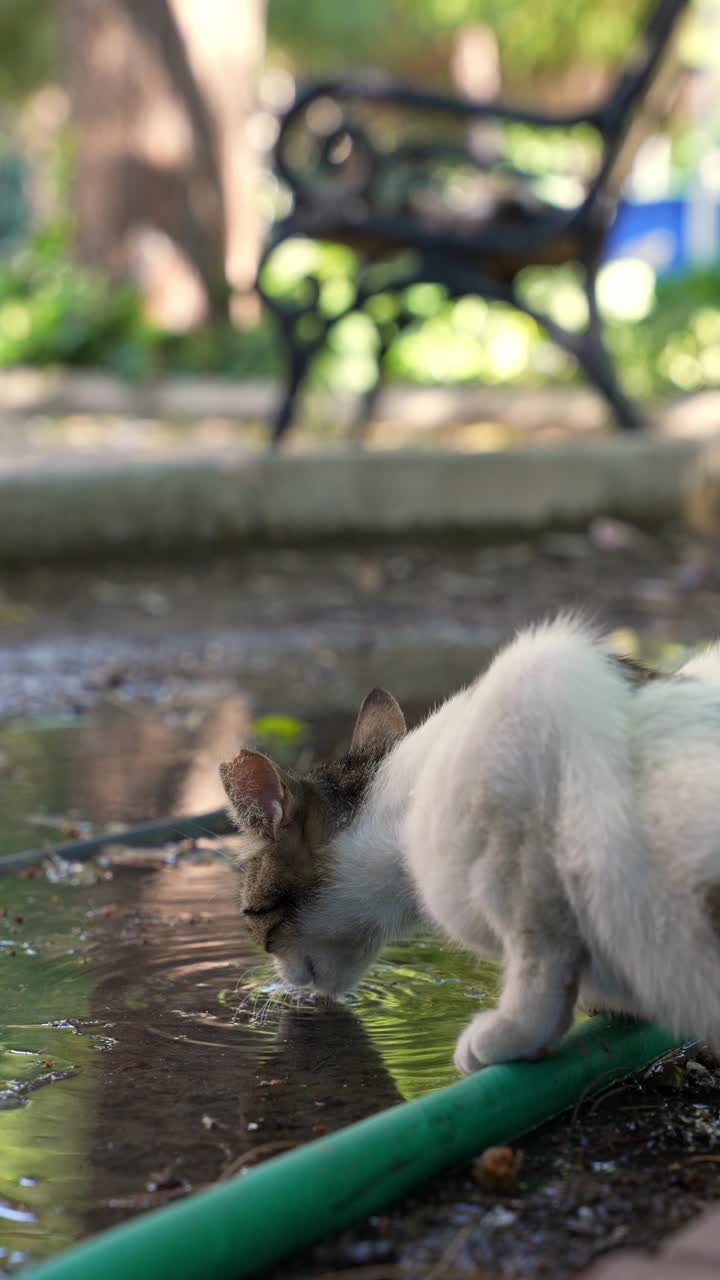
243;900;283;917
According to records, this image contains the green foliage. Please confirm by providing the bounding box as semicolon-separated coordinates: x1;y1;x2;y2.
608;268;720;397
151;322;278;381
261;237;720;400
0;222;148;372
2;223;719;403
0;225;278;380
0;0;662;104
267;0;653;86
0;0;56;100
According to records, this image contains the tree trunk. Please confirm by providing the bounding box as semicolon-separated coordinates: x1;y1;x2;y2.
63;0;265;324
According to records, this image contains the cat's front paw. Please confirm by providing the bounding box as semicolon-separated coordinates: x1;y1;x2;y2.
453;1010;552;1075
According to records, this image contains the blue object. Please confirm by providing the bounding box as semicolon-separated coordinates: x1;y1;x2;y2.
605;196;720;275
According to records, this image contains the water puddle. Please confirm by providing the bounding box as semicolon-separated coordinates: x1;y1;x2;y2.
0;706;500;1272
0;700;423;860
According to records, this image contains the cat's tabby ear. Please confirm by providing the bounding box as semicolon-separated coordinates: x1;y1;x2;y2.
351;688;406;755
219;750;301;839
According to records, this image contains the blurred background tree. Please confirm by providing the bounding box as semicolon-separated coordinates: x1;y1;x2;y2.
0;0;55;102
64;0;265;325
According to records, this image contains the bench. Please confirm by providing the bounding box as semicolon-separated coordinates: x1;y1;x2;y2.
258;0;689;444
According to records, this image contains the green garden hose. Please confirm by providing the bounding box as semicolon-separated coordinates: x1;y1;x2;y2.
20;1016;680;1280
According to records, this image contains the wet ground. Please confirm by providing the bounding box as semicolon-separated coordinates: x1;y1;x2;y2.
1;526;720;721
3;527;720;1276
0;849;499;1273
0;701;501;1274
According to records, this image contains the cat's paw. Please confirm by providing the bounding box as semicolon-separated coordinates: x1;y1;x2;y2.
453;1010;552;1075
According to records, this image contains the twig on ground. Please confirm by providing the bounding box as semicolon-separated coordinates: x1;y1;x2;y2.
217;1139;300;1179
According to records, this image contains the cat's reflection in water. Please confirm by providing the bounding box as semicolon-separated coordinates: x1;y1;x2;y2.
239;999;404;1151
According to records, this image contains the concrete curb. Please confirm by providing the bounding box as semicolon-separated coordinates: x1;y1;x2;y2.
0;435;708;563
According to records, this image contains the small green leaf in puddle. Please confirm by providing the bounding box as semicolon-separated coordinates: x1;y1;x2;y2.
252;716;308;765
252;715;306;743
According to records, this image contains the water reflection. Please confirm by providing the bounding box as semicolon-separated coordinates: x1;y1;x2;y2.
0;700;251;858
0;703;500;1269
0;876;104;1269
354;944;500;1097
0;701;357;859
0;857;500;1270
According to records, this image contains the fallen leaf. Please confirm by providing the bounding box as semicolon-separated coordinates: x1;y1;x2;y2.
472;1145;522;1192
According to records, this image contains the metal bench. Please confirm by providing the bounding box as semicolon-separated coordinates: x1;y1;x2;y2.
258;0;689;444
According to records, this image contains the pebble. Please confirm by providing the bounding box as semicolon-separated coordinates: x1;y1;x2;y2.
686;1059;712;1082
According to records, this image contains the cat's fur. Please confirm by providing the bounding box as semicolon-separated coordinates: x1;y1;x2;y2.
220;617;720;1074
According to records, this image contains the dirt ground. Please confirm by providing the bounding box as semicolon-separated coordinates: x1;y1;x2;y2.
272;1047;720;1280
2;521;720;721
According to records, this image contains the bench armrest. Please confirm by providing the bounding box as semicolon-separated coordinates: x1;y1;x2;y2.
273;74;609;221
282;74;606;135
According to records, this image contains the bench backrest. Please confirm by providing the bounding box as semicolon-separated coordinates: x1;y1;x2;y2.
588;0;690;205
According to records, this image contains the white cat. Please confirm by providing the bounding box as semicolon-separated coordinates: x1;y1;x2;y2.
220;616;720;1074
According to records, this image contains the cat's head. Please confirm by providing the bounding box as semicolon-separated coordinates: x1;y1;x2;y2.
219;688;407;998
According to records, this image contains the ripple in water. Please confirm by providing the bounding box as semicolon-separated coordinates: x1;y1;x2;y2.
0;857;500;1271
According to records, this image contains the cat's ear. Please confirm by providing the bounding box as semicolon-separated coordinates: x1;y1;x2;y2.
351;688;406;754
219;750;301;840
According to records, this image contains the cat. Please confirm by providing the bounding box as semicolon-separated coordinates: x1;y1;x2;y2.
219;615;720;1075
